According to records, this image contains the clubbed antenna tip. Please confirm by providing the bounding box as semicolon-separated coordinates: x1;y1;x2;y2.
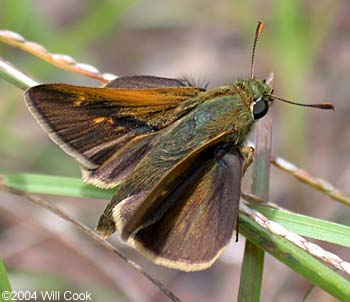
250;21;264;79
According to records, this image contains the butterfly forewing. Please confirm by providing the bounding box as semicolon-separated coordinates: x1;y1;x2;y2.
24;76;203;187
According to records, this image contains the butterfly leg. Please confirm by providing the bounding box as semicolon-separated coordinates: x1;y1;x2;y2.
234;146;254;240
239;146;254;175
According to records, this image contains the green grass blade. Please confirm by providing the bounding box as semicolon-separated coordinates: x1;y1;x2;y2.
249;204;350;247
238;240;265;302
0;260;12;302
2;173;115;200
238;118;271;301
239;214;350;301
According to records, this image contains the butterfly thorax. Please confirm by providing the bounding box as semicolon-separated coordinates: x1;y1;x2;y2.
178;78;272;146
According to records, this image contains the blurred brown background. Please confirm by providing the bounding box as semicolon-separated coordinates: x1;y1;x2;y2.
0;0;349;301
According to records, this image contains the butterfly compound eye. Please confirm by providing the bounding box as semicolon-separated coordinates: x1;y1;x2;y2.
253;98;269;120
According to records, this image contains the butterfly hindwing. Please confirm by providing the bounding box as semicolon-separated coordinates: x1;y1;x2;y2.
113;146;242;271
95;131;229;237
81;132;157;188
118;132;230;239
105;75;195;89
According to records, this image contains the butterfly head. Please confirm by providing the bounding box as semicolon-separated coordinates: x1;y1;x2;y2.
243;77;274;120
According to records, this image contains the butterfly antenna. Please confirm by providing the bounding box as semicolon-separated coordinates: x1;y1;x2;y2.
267;94;335;111
251;21;264;79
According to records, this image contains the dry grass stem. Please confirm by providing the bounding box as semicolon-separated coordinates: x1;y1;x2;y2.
0;29;117;83
271;156;350;207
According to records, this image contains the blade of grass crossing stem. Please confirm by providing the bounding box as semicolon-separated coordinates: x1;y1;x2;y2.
0;260;12;302
248;204;350;247
238;117;272;301
239;213;350;301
